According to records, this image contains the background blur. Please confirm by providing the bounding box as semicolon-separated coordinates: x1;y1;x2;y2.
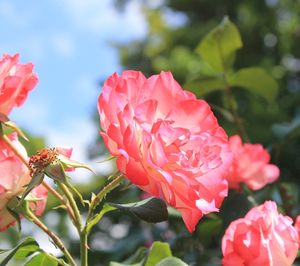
1;0;300;265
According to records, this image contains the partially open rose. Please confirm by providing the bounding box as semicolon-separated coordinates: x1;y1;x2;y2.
222;201;299;266
0;133;47;231
227;135;279;190
98;71;232;232
0;54;38;116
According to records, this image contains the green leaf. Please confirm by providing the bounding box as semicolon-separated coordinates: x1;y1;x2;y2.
145;242;172;266
0;237;39;266
24;253;58;266
229;67;278;101
58;155;95;174
110;197;168;223
184;77;226;97
196;16;242;72
156;257;188;266
20;172;44;205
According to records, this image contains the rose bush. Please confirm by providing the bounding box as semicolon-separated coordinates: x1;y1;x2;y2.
0;54;38;116
98;70;232;232
222;201;299;266
226;135;279;190
0;133;47;231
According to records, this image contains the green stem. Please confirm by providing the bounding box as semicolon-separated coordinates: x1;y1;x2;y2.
80;231;88;266
58;183;82;232
86;174;124;227
79;174;124;266
25;209;77;266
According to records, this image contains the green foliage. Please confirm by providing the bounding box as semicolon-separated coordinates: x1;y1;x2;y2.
24;253;58;266
145;242;172;266
196;17;242;72
0;237;39;266
110;197;168;223
229;67;278;101
0;237;62;266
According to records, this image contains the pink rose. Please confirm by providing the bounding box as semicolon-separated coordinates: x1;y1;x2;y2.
0;133;47;231
0;54;38;116
98;71;232;232
227;135;279;190
222;201;299;266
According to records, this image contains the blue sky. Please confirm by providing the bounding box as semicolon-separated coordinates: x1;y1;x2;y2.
0;0;147;170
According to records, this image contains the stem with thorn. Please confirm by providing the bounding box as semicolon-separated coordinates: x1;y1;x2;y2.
24;208;77;266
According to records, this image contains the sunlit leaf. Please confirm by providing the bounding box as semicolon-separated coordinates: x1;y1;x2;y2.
24;253;58;266
196;16;242;72
156;257;188;266
145;242;172;266
0;237;39;266
229;67;278;101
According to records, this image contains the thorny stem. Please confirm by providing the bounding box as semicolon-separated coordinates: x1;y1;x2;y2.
80;174;124;266
80;232;88;266
85;174;124;227
0;133;77;222
25;209;77;266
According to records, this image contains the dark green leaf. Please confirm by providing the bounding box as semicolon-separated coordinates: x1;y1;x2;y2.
110;197;168;223
229;67;278;101
145;241;172;266
24;253;58;266
196;17;242;72
0;237;39;266
156;257;188;266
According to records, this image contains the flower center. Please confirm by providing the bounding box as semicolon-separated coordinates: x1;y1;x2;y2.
29;148;58;176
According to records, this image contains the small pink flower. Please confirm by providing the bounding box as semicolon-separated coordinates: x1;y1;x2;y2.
0;54;38;116
227;135;279;190
98;71;232;232
0;133;47;231
222;201;299;266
